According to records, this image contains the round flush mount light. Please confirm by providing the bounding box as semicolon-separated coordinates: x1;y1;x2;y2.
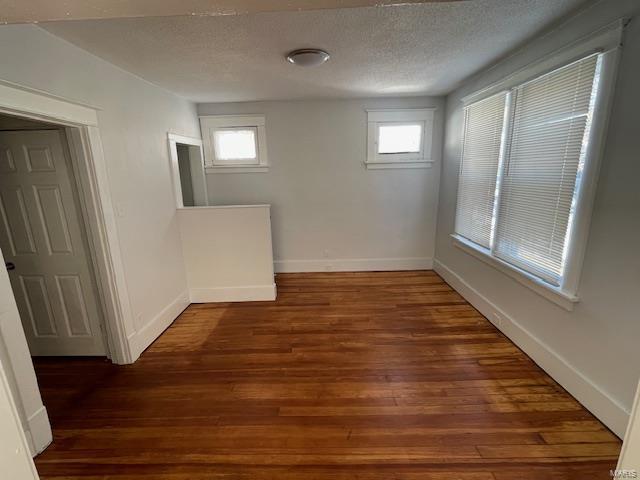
286;49;330;67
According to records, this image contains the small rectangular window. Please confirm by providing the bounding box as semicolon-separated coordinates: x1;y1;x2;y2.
200;115;269;172
377;124;422;154
213;128;258;163
366;109;434;169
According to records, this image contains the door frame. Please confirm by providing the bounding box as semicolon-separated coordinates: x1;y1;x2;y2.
0;79;134;455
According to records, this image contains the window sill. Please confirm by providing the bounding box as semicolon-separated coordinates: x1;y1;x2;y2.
365;160;433;170
450;234;579;311
206;165;269;174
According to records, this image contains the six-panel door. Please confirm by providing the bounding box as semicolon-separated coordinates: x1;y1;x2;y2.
0;129;105;356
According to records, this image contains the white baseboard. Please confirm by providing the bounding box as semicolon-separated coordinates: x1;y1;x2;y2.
274;257;433;273
129;291;190;361
189;284;277;303
25;405;52;456
434;259;629;438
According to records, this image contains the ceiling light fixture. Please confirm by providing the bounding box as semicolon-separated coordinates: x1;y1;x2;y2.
286;49;330;67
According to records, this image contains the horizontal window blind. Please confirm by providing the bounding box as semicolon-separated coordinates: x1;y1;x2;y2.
494;54;599;285
454;92;507;248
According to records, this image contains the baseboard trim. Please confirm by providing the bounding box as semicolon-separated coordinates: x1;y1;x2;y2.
129;291;190;361
25;405;52;456
189;284;277;303
434;259;629;438
274;257;433;273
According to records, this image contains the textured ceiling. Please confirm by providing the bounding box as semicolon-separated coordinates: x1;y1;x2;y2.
0;0;462;24
41;0;588;103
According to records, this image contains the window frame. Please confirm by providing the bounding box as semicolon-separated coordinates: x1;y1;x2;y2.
366;108;435;169
452;23;623;310
200;114;269;173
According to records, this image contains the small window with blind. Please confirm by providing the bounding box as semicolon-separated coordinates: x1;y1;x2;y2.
453;52;610;305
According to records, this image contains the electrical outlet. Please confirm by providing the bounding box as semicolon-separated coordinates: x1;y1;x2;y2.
323;249;330;258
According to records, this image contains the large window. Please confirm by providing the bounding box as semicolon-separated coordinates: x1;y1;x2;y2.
454;53;609;303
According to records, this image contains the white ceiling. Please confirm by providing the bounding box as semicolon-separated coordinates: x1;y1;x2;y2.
41;0;588;103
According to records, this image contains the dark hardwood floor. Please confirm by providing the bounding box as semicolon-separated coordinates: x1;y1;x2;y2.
33;271;621;479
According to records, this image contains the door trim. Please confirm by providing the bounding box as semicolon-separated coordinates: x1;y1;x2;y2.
62;127;132;363
0;80;134;457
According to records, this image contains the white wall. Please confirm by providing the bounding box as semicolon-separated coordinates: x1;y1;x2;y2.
0;24;201;453
434;0;640;437
178;206;276;302
0;24;200;356
197;98;443;272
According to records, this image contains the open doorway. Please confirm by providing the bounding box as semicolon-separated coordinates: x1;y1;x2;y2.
167;133;208;208
176;144;196;207
0;82;135;459
0;114;107;356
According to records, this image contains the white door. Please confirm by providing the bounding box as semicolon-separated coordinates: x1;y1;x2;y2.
0;129;106;356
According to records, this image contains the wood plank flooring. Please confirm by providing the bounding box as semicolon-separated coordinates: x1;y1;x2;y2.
33;271;621;479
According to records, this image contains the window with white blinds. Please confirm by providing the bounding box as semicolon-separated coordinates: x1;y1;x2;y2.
455;92;507;248
454;53;602;289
